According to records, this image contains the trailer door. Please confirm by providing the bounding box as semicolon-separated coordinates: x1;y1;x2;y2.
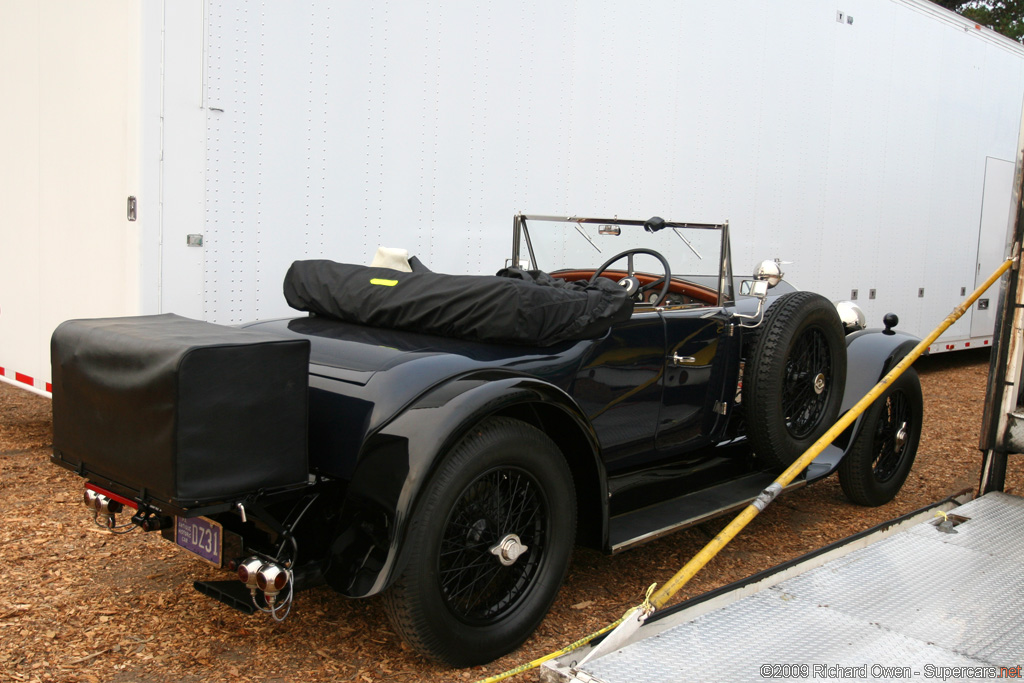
972;157;1016;339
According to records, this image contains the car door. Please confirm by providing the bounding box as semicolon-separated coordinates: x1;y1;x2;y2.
570;309;666;473
656;307;733;451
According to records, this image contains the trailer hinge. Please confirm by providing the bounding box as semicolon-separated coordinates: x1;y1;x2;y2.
714;401;728;415
127;196;137;221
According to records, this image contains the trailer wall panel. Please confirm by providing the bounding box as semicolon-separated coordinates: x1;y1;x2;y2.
0;1;142;392
198;0;1024;353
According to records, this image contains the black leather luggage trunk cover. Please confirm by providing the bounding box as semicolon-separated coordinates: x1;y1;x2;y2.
50;314;310;508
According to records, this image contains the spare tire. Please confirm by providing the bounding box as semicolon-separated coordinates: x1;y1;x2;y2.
743;291;847;470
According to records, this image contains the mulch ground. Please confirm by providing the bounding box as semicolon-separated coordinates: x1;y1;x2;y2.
1;348;1019;683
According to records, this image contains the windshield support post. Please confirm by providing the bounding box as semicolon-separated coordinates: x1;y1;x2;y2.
512;214;539;271
717;221;734;306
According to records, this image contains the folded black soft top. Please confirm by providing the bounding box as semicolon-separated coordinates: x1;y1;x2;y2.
283;260;634;347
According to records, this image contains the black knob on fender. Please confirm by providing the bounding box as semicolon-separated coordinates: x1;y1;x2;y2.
883;313;899;335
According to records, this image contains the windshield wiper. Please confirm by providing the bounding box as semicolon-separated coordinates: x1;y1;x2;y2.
575;222;602;253
672;227;703;260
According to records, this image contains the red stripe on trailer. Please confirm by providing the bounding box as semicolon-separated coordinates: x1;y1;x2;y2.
0;366;53;394
927;339;991;354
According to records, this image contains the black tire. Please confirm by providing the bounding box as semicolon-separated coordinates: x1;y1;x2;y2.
744;291;847;470
839;368;922;506
382;417;576;667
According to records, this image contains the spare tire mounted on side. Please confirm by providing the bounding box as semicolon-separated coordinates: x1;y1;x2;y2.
743;291;847;470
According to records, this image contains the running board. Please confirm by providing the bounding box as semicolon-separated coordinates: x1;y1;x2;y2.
608;472;805;553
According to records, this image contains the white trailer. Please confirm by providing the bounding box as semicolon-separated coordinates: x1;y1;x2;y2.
3;0;1024;395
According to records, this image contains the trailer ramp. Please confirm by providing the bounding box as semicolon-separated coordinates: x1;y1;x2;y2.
543;492;1024;682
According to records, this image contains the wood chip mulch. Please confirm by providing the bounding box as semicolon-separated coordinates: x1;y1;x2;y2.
1;348;1019;682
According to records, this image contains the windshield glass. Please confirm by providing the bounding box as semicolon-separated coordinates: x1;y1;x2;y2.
513;215;733;304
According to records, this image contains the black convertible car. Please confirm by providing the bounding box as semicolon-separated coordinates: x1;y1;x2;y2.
50;215;922;666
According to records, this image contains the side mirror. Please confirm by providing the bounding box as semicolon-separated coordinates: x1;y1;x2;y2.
732;278;770;327
739;279;769;298
749;280;769;298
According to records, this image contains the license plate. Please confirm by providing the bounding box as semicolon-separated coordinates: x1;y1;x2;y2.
175;516;223;567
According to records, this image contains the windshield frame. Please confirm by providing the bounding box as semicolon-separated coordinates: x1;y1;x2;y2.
511;214;735;306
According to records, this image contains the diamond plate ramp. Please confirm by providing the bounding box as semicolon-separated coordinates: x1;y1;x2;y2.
545;492;1024;683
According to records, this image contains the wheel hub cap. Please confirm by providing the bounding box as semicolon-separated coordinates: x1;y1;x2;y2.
813;372;826;395
894;422;908;453
490;533;528;566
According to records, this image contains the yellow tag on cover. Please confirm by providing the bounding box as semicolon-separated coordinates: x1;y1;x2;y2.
370;278;399;287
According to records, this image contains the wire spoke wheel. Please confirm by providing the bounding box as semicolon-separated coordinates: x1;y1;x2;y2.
782;328;832;439
744;291;846;470
869;389;912;483
439;467;546;623
382;417;576;667
840;368;922;506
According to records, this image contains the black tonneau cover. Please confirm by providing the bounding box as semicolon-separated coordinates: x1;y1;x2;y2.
283;260;634;347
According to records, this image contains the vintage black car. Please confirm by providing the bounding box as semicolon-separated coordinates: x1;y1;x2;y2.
50;215;922;667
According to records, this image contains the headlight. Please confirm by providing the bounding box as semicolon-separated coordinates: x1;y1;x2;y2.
835;301;866;332
753;260;783;287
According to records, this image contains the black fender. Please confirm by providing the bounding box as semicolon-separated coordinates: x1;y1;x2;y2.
841;328;920;414
805;327;919;471
322;372;605;598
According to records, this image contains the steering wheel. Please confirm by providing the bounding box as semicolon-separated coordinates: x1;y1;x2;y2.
588;248;673;306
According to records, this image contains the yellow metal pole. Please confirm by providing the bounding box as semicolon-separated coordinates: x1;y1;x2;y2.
649;255;1016;608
